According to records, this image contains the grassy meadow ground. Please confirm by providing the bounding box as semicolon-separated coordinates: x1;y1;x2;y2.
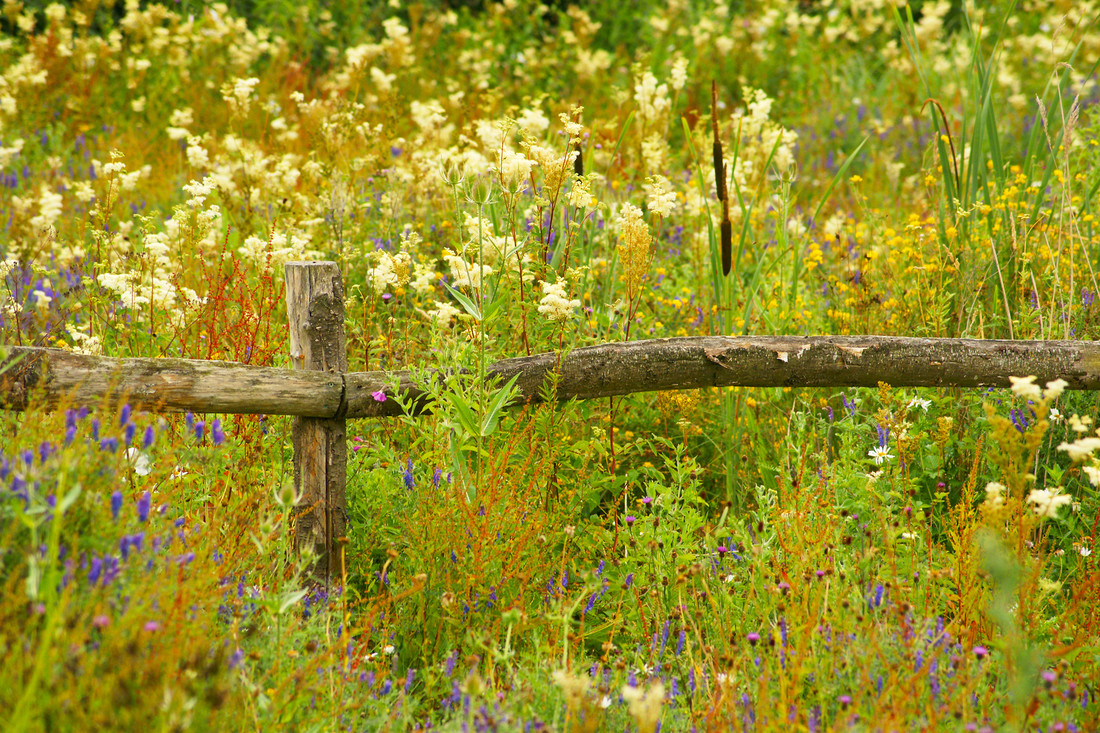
2;0;1100;729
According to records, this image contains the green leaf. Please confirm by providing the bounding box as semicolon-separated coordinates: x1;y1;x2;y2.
444;283;481;321
444;391;481;437
25;555;41;601
481;295;505;325
0;345;21;376
481;374;521;437
277;588;309;615
605;109;635;180
57;484;82;514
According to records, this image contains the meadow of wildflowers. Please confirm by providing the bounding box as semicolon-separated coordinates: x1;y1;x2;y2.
2;0;1100;729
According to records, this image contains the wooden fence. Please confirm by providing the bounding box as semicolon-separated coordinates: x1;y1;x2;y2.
4;261;1100;585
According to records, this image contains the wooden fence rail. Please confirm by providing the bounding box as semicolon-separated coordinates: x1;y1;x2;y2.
4;261;1100;584
6;335;1100;418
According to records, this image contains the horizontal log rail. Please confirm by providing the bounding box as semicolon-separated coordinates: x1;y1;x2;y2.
4;335;1100;419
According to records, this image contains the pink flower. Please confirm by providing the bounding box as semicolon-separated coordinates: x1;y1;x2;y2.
372;391;387;403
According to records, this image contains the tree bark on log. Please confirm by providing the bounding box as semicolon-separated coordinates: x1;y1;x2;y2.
345;335;1100;417
0;346;342;415
4;336;1100;420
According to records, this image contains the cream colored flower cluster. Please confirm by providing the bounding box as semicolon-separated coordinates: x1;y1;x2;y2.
443;250;493;290
616;203;653;296
644;175;677;217
536;280;580;323
365;251;413;293
729;87;797;190
982;376;1092;521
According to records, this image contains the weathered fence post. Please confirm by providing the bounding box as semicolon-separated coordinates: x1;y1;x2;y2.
285;261;348;587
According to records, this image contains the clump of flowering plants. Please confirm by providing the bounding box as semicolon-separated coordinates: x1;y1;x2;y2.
1;0;1100;730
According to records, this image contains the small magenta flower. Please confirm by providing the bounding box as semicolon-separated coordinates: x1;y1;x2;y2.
143;621;160;632
717;545;728;556
838;694;852;708
641;496;653;505
624;515;635;526
372;390;387;402
747;632;760;645
92;614;109;629
973;645;988;659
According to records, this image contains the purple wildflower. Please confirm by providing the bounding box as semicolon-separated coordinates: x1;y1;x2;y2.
137;491;151;523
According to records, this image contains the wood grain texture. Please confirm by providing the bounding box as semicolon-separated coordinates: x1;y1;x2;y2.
285;262;348;588
0;346;342;415
5;336;1100;419
345;335;1100;417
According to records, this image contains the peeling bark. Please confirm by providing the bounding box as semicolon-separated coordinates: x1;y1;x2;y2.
5;336;1100;421
0;346;342;415
346;336;1100;417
